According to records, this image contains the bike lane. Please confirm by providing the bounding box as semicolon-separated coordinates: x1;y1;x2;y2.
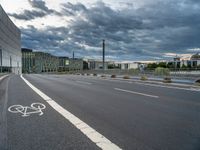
5;75;100;150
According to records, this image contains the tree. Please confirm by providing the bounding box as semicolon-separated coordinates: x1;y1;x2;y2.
167;62;175;68
147;63;158;69
158;62;167;68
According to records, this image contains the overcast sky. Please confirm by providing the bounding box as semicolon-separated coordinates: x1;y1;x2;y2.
1;0;200;61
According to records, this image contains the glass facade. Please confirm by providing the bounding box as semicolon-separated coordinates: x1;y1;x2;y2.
0;5;21;73
22;49;60;73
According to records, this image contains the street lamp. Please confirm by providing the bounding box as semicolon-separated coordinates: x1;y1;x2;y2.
102;39;105;70
0;48;2;73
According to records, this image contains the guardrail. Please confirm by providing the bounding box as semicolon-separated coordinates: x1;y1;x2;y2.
62;69;200;81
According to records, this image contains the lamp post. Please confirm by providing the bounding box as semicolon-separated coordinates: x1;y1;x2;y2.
0;48;2;73
102;39;105;70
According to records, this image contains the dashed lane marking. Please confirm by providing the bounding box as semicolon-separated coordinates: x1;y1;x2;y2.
76;80;92;85
114;88;159;98
20;75;122;150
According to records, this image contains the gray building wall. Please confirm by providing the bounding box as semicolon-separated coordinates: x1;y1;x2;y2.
0;5;21;74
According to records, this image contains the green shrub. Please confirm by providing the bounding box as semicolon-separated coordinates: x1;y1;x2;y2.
123;75;130;79
140;75;148;80
129;69;139;75
93;73;97;76
111;75;116;78
154;67;170;76
195;79;200;86
163;77;172;83
101;75;106;78
87;73;90;76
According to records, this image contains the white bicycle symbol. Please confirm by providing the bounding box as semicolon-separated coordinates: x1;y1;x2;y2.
8;103;46;117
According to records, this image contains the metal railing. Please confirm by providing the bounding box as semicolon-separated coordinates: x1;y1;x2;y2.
67;68;200;81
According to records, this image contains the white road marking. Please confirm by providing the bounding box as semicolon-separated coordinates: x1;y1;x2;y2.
20;75;121;150
135;82;200;92
83;76;200;92
76;80;92;85
114;88;159;98
8;103;46;117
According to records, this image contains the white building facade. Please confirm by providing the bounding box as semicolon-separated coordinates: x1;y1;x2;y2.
0;5;21;74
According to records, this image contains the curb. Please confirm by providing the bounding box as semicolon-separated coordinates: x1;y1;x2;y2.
0;74;9;81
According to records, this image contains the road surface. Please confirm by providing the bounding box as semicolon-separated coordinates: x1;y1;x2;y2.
0;74;200;150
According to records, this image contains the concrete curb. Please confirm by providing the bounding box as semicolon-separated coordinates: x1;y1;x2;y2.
0;74;9;81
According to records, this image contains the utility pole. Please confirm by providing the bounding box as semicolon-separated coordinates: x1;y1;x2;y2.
0;48;2;73
73;51;75;60
102;39;105;70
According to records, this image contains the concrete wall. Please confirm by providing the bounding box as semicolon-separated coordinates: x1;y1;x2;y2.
0;5;21;74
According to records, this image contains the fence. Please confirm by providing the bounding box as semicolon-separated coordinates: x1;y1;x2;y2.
70;68;200;81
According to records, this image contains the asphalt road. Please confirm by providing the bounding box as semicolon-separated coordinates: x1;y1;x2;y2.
0;74;200;150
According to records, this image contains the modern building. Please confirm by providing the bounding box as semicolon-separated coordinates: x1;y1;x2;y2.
114;61;139;70
69;58;84;71
0;5;21;73
169;53;200;69
22;48;59;73
21;48;34;73
58;57;69;72
22;48;84;73
34;52;59;73
87;59;108;70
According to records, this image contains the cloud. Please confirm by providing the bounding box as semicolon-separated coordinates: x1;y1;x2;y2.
8;0;59;20
17;0;200;60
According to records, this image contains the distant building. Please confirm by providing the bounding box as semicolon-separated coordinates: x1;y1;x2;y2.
21;48;34;73
113;61;152;70
22;48;59;73
58;57;69;72
168;53;200;68
34;52;59;73
87;59;108;70
22;49;84;73
114;61;139;70
69;58;84;71
189;53;200;67
0;5;21;74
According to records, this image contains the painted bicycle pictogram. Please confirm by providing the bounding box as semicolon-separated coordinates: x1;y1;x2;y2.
8;103;46;117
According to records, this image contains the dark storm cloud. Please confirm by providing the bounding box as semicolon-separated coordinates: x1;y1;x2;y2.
9;10;47;20
28;0;50;12
9;0;59;20
20;0;200;60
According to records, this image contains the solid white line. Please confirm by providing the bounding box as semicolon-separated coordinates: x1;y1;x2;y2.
20;75;121;150
114;88;159;98
76;80;92;85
